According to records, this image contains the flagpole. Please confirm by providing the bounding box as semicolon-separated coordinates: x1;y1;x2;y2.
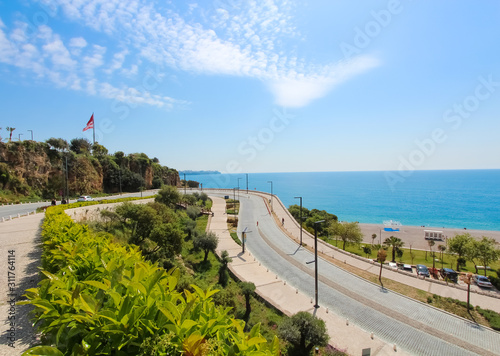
93;112;95;144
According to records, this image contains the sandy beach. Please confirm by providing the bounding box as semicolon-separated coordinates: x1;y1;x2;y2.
359;223;500;250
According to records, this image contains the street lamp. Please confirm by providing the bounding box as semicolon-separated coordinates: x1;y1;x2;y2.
310;220;325;308
28;130;33;141
237;177;242;200
233;187;238;216
294;196;303;245
267;181;273;212
246;173;249;194
18;133;23;141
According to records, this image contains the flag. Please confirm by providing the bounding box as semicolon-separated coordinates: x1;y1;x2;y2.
83;114;94;132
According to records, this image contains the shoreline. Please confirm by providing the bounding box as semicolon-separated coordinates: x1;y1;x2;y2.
358;223;500;250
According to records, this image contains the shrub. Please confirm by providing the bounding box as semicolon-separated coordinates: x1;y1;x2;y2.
476;307;500;331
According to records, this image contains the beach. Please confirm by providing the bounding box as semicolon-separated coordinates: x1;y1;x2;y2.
359;223;500;250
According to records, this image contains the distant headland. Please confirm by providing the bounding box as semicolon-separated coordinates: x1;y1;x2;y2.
179;170;221;175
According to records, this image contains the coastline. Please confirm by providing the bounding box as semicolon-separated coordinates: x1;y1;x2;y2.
359;223;500;250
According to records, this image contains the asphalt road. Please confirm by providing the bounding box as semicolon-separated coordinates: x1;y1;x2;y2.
0;190;159;221
233;192;500;356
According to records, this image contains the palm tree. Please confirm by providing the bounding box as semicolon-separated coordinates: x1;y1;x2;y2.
383;236;404;262
6;127;15;142
427;239;435;264
438;245;446;268
371;233;377;246
240;281;255;322
218;250;232;287
377;249;387;288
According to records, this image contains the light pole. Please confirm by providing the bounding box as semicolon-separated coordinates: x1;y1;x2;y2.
233;188;237;216
313;220;325;308
267;181;273;213
246;173;248;194
294;196;303;245
237;177;242;200
18;133;23;141
28;130;33;140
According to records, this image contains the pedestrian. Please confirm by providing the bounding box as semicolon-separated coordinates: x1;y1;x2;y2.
282;218;284;226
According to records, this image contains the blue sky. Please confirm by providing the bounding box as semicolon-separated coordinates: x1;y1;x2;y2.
1;0;499;173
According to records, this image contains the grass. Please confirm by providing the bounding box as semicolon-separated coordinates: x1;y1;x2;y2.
196;214;208;232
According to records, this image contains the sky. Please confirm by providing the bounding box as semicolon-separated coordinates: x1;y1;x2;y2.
1;0;499;173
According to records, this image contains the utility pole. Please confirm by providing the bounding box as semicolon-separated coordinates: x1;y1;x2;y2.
28;130;33;140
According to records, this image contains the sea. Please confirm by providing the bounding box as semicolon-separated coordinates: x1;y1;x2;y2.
188;170;500;231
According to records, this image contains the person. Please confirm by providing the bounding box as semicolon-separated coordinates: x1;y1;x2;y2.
62;199;67;204
51;199;56;206
282;218;284;226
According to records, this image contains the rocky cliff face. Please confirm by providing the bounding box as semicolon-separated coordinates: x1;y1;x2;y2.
0;141;179;199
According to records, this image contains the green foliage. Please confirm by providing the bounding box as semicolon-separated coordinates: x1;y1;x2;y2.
70;138;92;155
362;246;372;257
448;233;473;271
288;205;337;236
21;206;280;355
329;221;363;250
476;307;500;331
193;231;219;262
46;137;69;151
155;185;181;208
383;236;404;262
278;311;329;356
218;250;232;288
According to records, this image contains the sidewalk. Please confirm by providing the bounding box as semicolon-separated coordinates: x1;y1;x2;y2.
249;191;500;313
0;214;44;355
208;195;409;356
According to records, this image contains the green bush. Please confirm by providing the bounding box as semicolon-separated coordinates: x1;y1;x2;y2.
476;307;500;331
21;206;281;355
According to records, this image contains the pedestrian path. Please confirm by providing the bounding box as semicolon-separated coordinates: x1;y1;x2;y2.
0;214;44;355
208;195;410;356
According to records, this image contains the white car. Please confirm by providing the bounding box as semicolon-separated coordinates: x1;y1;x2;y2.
77;196;94;202
474;275;493;288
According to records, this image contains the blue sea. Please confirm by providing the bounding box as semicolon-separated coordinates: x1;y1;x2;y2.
189;170;500;231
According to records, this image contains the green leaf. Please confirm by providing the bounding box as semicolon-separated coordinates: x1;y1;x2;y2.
82;280;110;291
22;346;64;356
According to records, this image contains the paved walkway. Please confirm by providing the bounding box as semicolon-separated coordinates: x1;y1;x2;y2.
0;214;44;355
208;195;410;356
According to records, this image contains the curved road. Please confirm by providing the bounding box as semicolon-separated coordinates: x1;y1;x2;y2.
228;191;500;356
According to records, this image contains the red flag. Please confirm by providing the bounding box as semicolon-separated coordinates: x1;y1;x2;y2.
83;114;94;132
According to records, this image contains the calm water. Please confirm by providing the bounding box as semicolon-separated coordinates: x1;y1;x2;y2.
190;170;500;231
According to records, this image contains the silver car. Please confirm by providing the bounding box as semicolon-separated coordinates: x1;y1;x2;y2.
474;275;493;288
77;195;94;202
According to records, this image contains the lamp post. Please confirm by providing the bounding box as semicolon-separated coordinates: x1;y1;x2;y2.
246;173;248;194
237;177;242;200
267;181;273;213
294;196;303;245
18;133;23;141
312;220;325;308
28;130;33;140
233;188;237;216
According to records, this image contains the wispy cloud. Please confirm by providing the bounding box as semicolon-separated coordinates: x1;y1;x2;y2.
6;0;380;108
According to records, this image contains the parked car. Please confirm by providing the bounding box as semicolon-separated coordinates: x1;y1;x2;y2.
416;264;430;277
77;195;94;202
474;275;493;288
440;268;458;283
399;264;413;273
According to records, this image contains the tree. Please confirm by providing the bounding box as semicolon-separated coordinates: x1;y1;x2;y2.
240;281;255;322
193;231;219;262
70;138;92;154
448;233;473;271
6;127;15;142
371;233;377;246
218;250;232;288
362;246;372;258
427;240;436;269
474;237;500;276
329;221;363;250
46;137;69;151
278;311;329;356
155;185;181;208
438;245;447;269
377;249;387;287
383;236;404;262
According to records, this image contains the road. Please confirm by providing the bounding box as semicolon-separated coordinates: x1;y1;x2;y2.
230;191;500;356
0;190;159;221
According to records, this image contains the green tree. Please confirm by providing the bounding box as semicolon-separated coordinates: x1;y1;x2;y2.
383;236;404;262
329;221;363;250
70;138;92;154
278;311;329;356
474;237;500;276
438;244;447;268
427;240;436;268
92;143;108;159
218;250;232;288
240;281;255;322
155;185;181;208
193;231;219;262
448;233;473;271
371;233;377;246
377;249;387;287
362;246;372;258
6;127;15;142
46;137;69;151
